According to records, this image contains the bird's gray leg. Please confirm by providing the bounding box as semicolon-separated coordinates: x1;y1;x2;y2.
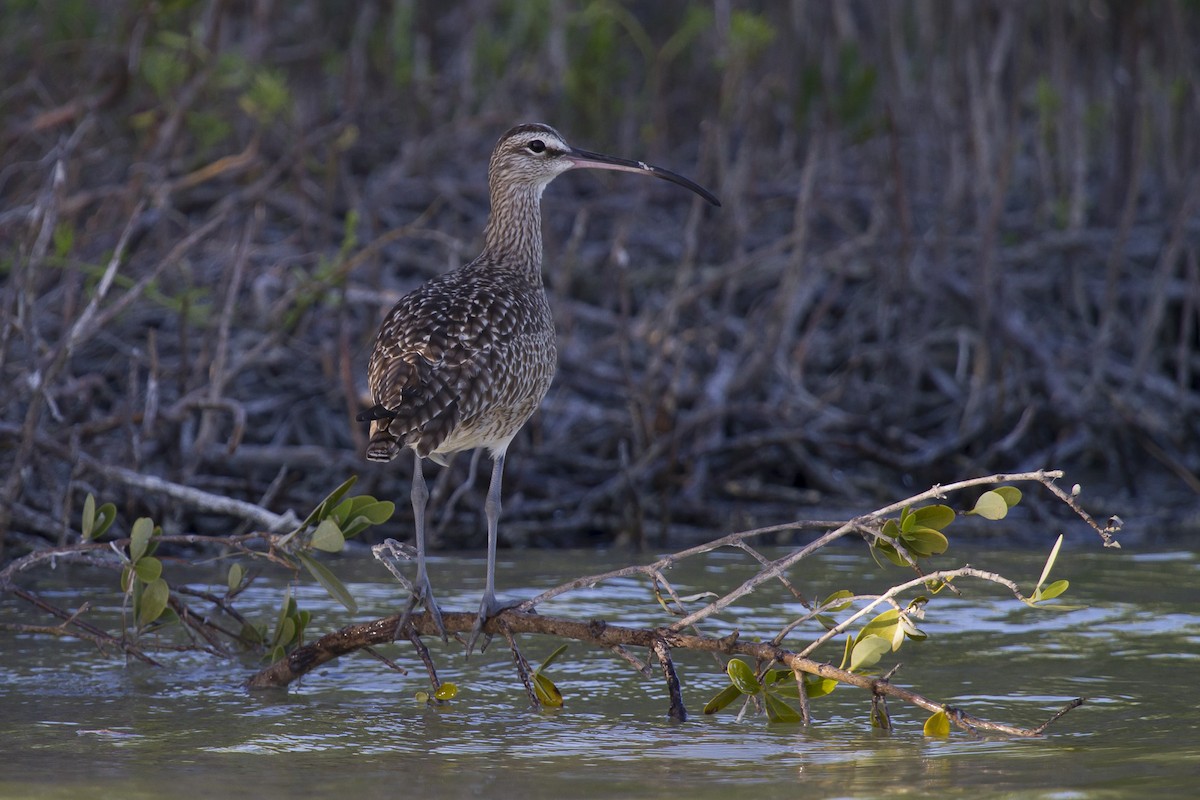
397;453;446;641
467;450;508;654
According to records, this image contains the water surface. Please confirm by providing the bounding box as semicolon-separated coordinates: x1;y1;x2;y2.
2;544;1197;798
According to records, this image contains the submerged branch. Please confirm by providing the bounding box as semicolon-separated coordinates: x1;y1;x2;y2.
245;603;1081;736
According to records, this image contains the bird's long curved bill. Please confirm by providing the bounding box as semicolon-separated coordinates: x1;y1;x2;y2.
567;147;721;207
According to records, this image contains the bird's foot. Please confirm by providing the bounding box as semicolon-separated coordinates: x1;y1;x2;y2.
465;593;523;657
395;573;447;643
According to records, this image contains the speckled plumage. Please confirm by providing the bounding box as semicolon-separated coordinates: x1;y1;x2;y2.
362;125;565;467
358;123;718;648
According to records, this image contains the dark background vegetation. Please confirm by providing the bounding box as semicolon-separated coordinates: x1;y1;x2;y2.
3;0;1198;560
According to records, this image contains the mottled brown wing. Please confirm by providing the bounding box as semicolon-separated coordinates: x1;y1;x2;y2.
364;268;546;461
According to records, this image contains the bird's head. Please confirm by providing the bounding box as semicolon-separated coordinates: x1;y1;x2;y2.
488;123;720;206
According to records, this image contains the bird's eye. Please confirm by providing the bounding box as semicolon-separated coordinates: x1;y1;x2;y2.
527;139;546;154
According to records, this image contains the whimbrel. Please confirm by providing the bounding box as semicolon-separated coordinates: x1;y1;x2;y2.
359;123;719;649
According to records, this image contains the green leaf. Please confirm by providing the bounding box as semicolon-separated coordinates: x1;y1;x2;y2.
860;609;900;636
726;658;761;695
840;632;855;670
276;592;296;633
239;621;264;645
354;500;395;525
227;563;243;592
272;617;296;649
703;684;744;714
849;634;892;672
81;494;97;540
872;539;908;567
1033;579;1070;602
93;503;117;540
533;673;564;708
970;491;1009;520
820;589;854;612
434;682;458;701
341;501;397;540
536;644;569;675
909;504;956;531
130;517;154;562
339;517;371;540
860;608;905;652
1036;534;1064;590
297;551;358;613
804;676;838;699
993;486;1023;508
137;577;170;627
134;556;162;584
764;692;802;723
924;710;951;737
305;476;359;527
873;519;909;566
762;668;792;686
901;527;949;557
310;519;346;553
330;497;361;524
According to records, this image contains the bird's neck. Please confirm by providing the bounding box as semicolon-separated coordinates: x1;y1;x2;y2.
480;183;545;280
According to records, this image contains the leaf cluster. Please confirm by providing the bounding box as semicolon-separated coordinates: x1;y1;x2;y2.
706;487;1074;732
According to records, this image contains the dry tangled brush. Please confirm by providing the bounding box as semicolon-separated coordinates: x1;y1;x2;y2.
3;1;1198;556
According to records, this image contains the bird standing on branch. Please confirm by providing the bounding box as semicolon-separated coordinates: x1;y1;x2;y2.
358;123;720;651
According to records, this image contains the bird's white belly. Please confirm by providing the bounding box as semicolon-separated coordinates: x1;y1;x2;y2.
431;396;544;458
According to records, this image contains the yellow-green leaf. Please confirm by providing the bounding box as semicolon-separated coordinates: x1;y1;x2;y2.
1035;579;1070;602
227;563;243;592
1036;534;1064;589
993;486;1023;508
849;634;892;671
804;676;838;699
820;589;854;611
860;609;900;637
536;644;569;674
81;494;97;540
924;710;951;737
970;491;1009;520
310;519;345;553
134;556;162;584
137;577;170;627
533;673;564;708
434;682;458;701
726;658;761;694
